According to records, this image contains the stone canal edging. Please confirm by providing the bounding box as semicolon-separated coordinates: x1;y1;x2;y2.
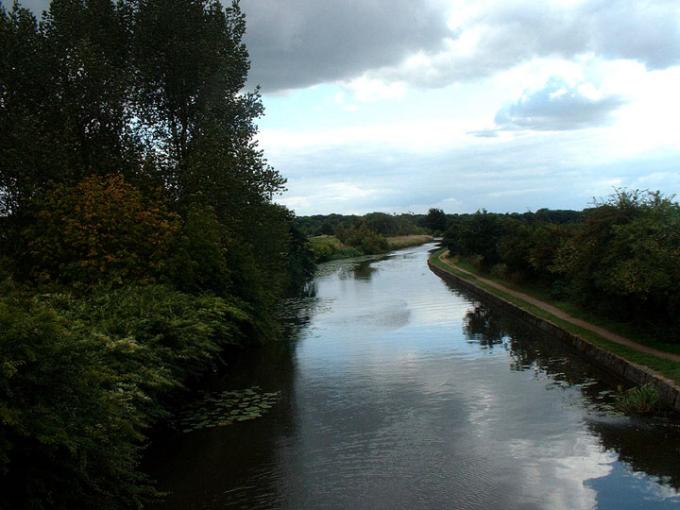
428;257;680;412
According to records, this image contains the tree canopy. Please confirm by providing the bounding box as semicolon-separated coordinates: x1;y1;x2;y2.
0;0;315;507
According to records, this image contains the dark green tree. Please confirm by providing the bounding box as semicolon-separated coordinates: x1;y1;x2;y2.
423;207;447;233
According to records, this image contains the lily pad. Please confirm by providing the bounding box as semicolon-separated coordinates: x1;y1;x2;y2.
177;385;281;433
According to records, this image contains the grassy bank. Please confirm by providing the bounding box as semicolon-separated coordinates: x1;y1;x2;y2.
429;249;680;386
386;234;434;249
310;234;433;262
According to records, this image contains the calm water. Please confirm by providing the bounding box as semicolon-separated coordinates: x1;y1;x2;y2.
147;243;680;509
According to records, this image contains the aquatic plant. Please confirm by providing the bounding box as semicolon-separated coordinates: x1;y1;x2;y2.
615;384;661;415
178;386;281;433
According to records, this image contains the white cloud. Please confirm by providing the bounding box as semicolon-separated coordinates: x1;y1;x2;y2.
343;77;408;103
491;76;624;131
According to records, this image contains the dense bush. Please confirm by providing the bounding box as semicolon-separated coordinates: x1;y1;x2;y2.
308;236;362;263
0;284;251;509
20;175;180;285
337;223;389;255
615;384;661;415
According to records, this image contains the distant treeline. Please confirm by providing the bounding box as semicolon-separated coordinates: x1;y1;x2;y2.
296;212;428;238
0;1;314;508
296;208;581;239
443;190;679;342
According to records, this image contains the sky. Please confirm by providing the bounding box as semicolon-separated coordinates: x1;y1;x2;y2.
19;0;680;215
240;0;680;215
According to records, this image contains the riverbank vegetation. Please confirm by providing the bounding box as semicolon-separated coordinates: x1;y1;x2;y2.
0;0;314;507
386;234;435;250
442;190;680;346
309;233;434;262
615;384;661;415
300;212;436;262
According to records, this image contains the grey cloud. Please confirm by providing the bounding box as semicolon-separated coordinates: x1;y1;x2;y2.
373;0;680;88
8;0;452;93
497;0;680;69
491;78;624;131
14;0;680;91
587;0;680;69
276;135;680;215
241;0;452;91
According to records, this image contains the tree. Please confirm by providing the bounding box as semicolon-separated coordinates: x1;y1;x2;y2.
0;1;315;504
21;174;180;285
423;208;447;233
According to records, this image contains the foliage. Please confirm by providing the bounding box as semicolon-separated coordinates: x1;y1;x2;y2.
20;174;180;286
286;223;317;290
308;230;431;262
552;190;680;336
308;235;362;263
167;203;230;294
445;210;506;267
337;222;389;255
0;0;315;506
295;212;425;238
0;284;251;509
615;384;661;415
423;208;448;233
443;190;680;341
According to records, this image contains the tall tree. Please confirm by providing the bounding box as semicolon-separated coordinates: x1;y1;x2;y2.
423;207;447;233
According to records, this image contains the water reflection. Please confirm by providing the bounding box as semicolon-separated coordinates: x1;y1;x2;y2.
464;305;507;348
147;244;680;510
335;255;390;281
461;293;680;494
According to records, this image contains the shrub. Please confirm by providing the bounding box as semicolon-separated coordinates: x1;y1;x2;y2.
490;263;509;279
0;284;251;508
339;224;389;255
309;235;361;262
469;254;485;270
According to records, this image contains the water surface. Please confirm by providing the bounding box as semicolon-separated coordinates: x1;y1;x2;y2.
148;243;680;509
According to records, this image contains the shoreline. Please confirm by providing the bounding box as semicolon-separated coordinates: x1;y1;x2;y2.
311;234;434;263
428;249;680;412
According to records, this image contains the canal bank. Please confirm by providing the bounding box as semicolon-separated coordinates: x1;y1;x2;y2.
428;249;680;412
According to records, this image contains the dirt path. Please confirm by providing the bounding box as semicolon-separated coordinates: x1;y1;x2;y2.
437;251;680;364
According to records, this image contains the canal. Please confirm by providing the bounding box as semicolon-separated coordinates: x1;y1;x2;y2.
147;242;680;509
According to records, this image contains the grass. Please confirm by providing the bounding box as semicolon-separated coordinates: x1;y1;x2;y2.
386;234;434;249
615;384;661;415
429;248;680;386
